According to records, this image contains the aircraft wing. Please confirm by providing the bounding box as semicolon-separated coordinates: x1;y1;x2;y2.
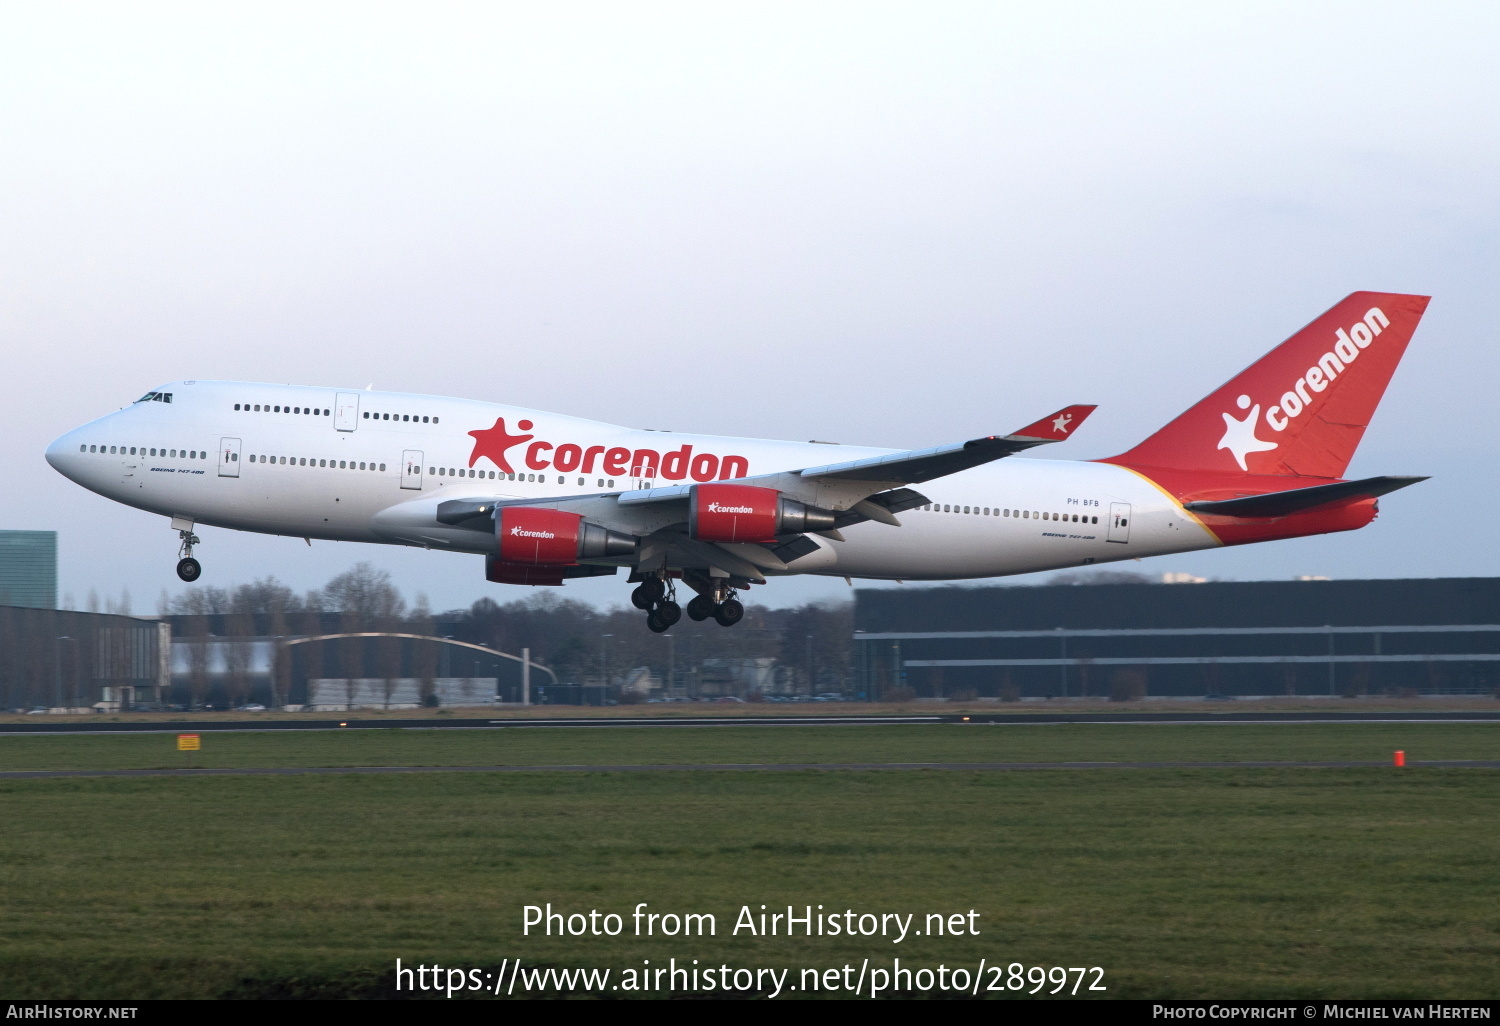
617;404;1098;510
793;404;1098;485
412;403;1096;582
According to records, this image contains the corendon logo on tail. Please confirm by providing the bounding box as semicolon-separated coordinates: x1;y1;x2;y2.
1216;307;1390;471
468;418;751;481
1217;395;1278;471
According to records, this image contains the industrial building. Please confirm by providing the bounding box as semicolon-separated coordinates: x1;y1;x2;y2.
0;606;167;711
0;606;554;711
853;578;1500;699
0;531;57;609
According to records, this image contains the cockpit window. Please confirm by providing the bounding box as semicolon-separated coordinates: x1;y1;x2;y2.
134;391;173;404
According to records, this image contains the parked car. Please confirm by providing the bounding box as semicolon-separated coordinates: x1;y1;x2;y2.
236;704;267;712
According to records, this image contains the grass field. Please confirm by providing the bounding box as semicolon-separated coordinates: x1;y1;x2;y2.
1;724;1497;999
1;722;1497;771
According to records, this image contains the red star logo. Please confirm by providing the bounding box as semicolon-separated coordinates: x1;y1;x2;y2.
468;417;534;474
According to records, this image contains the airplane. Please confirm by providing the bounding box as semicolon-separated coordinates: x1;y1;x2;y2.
46;291;1429;632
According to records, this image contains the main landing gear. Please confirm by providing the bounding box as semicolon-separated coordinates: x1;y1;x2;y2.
633;574;745;630
632;576;681;634
176;529;202;583
688;593;744;626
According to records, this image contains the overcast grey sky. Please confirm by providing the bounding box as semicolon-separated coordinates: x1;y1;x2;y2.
3;3;1497;613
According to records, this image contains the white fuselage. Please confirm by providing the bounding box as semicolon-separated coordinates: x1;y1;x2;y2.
46;380;1223;582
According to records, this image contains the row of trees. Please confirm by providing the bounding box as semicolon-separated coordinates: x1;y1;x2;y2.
443;591;853;694
163;563;855;700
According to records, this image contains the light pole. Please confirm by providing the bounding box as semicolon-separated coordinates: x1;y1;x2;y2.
600;634;613;688
664;634;675;695
806;633;814;697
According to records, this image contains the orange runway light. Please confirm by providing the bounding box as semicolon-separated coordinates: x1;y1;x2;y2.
1394;750;1405;767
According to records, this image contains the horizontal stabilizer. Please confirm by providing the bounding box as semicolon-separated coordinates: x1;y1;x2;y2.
1183;475;1427;518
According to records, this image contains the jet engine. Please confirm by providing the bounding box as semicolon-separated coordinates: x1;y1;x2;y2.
688;484;836;543
497;507;636;564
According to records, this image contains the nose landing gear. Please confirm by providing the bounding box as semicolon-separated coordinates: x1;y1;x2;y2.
175;529;202;582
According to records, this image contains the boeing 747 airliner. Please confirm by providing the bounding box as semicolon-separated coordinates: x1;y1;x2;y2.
47;292;1429;630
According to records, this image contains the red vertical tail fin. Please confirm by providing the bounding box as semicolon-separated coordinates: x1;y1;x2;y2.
1107;292;1429;479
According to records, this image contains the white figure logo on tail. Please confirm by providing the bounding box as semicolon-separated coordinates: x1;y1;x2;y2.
1218;394;1278;471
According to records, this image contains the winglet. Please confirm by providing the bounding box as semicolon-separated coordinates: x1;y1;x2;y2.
1003;405;1097;444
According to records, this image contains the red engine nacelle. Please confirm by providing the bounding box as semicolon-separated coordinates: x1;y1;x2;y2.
497;507;636;565
486;558;623;587
688;484;836;543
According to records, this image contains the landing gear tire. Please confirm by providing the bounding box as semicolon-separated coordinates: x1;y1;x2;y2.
686;595;714;621
714;597;744;627
632;578;665;610
646;609;669;633
176;557;202;583
656;600;682;627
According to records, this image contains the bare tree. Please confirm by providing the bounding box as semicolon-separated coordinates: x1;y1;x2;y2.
184;613;211;710
324;563;406;624
223;610;254;709
172;587;232;618
233;577;302;617
299;607;324;707
340;609;363;710
267;600;291;708
410;594;437;707
374;605;404;709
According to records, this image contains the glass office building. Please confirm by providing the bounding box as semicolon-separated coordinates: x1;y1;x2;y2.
0;531;57;609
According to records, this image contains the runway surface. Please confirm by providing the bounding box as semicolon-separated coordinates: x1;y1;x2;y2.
2;759;1497;779
2;710;1499;734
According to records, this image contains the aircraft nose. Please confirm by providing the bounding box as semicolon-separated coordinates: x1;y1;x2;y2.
46;429;85;479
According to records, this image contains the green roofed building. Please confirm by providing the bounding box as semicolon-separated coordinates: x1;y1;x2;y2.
0;531;57;609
